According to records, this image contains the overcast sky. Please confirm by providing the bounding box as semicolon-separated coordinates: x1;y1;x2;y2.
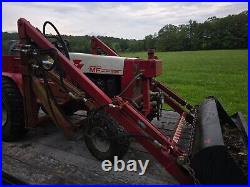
2;2;248;39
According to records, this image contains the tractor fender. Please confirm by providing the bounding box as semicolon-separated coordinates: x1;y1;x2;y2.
2;73;24;96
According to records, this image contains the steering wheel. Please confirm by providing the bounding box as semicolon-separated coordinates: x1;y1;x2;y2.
43;21;70;59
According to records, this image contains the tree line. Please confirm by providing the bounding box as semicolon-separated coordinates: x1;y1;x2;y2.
2;10;247;54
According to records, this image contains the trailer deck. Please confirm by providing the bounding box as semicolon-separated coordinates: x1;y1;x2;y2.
2;110;179;184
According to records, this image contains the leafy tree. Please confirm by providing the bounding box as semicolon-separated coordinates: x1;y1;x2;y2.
2;11;248;54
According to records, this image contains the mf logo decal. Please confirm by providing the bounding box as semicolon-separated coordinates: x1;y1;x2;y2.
89;66;122;74
89;66;102;73
73;59;84;69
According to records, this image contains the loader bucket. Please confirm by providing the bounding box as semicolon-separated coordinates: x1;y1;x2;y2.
190;97;248;184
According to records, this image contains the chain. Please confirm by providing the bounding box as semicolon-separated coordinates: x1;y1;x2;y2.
185;164;200;184
187;108;198;154
177;156;200;184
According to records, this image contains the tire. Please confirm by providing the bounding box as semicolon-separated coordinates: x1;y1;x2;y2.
2;77;27;142
84;111;130;161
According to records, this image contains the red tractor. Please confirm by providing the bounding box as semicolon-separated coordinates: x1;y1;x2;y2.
2;18;248;184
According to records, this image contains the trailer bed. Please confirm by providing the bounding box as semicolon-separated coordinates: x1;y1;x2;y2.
2;111;179;184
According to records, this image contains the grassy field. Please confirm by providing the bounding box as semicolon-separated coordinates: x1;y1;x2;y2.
121;50;248;119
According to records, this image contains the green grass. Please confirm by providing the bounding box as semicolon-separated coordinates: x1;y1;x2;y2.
121;50;248;120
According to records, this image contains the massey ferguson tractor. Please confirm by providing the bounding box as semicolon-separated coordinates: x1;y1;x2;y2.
2;18;248;184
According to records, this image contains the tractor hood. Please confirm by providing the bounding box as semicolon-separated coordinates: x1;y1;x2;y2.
69;52;128;75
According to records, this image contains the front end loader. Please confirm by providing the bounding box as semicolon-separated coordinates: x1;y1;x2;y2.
2;18;248;184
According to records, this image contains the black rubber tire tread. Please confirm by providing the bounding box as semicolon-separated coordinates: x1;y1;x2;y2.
2;77;26;142
84;111;130;161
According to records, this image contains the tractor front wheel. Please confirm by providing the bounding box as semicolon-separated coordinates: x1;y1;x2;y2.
2;77;27;142
84;111;130;161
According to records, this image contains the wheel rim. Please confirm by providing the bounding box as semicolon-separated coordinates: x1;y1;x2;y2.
91;127;110;152
2;102;7;127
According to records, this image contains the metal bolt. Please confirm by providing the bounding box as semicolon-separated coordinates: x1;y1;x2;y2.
138;120;146;129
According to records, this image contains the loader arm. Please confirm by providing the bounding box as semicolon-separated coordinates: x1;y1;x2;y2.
17;18;194;183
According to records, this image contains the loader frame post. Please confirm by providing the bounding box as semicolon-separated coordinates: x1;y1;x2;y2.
142;78;151;116
91;36;119;56
21;57;39;128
